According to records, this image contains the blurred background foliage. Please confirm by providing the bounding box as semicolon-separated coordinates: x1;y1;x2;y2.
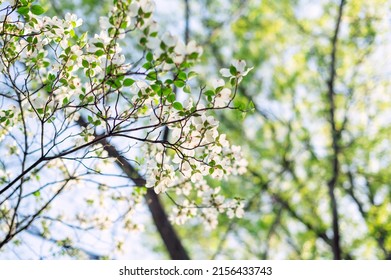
40;0;391;259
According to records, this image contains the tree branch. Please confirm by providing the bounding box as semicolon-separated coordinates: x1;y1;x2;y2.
326;0;346;260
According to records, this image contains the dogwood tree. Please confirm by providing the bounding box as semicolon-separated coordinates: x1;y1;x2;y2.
0;0;250;258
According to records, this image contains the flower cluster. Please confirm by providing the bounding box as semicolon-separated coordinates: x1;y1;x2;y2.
220;59;253;83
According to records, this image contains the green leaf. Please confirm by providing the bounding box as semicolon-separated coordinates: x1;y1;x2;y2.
106;65;112;75
113;78;122;88
167;93;176;103
173;102;183;110
162;87;172;96
143;62;152;69
140;37;147;45
183;85;191;93
240;111;247;120
62;97;69;105
188;52;198;60
230;65;237;76
31;5;45;15
146;52;153;62
69;29;76;38
48;73;56;81
94;50;105;57
188;71;197;79
33;191;41;197
151;84;160;92
45;83;53;92
120;21;127;29
146;72;157;80
204;90;215;96
123;78;134;87
177;71;187;81
82;59;89;68
88;115;93;123
94;120;101;126
165;79;173;85
17;7;29;15
248;100;255;113
174;80;185;88
93;42;104;49
79;32;88;42
215;86;224;93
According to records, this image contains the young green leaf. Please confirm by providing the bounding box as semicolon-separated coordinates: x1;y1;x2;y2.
82;60;89;68
177;71;187;81
167;93;176;103
146;52;153;62
94;50;105;57
31;5;45;15
173;102;183;110
17;7;29;15
230;65;237;76
174;80;185;88
123;78;134;87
